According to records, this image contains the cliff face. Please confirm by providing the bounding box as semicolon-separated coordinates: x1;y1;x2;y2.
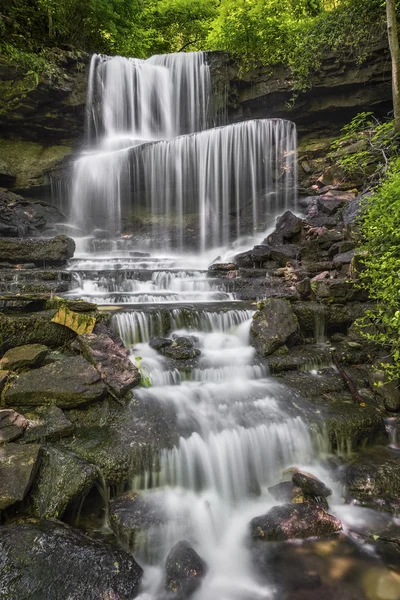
0;50;89;195
223;41;392;136
0;42;392;197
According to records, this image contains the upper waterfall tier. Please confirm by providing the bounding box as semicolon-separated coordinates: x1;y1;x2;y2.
69;51;297;250
86;52;210;144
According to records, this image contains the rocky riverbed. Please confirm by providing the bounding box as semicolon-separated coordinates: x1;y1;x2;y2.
0;179;399;599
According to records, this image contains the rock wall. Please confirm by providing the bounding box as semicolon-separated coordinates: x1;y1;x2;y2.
0;50;89;196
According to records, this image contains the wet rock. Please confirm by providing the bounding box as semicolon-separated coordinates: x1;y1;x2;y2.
235;246;271;268
267;211;303;245
92;228;110;239
251;298;298;357
164;336;201;360
73;333;140;398
109;490;166;552
165;540;207;599
268;481;303;503
20;405;74;443
0;192;66;237
0;409;28;442
291;470;332;498
9;446;98;520
345;447;400;514
164;345;201;360
0;443;41;509
250;503;342;541
0;235;75;266
0;343;49;371
149;337;174;352
0;519;143;600
5;356;107;408
0;311;77;353
60;396;178;485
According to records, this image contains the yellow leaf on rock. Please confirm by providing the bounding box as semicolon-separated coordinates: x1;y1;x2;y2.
51;305;96;335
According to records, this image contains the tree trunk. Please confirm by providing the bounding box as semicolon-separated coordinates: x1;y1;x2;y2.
387;0;400;133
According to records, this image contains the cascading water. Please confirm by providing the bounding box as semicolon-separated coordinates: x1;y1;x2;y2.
56;48;399;600
69;51;297;247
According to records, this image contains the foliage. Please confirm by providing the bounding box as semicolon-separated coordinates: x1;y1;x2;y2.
330;113;400;182
134;356;152;387
207;0;389;90
356;158;400;381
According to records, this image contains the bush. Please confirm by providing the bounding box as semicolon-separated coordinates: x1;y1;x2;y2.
356;158;400;381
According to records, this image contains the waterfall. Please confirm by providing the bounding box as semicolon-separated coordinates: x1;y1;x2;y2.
69;52;297;247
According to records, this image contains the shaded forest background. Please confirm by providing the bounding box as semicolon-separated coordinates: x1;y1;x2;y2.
0;0;396;91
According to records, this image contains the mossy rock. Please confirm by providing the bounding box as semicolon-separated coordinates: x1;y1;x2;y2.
6;446;98;520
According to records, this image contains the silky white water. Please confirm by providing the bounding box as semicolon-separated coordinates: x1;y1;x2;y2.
69;51;297;249
112;313;327;600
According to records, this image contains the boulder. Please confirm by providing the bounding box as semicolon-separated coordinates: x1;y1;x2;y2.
20;405;74;443
163;337;201;360
11;446;98;519
345;447;400;514
165;540;207;599
235;246;271;268
0;409;28;443
109;490;166;552
0;343;49;371
291;470;332;498
0;443;41;509
268;481;303;503
149;337;174;352
251;298;298;357
73;333;140;398
0;235;75;266
270;210;303;242
0;520;143;600
250;503;342;541
5;356;107;408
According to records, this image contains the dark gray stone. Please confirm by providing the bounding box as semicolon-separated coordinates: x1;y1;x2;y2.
165;540;207;599
0;520;143;600
251;299;298;357
250;503;342;541
0;443;41;509
5;356;107;408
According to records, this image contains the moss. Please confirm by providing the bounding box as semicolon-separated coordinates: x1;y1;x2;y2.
0;139;71;189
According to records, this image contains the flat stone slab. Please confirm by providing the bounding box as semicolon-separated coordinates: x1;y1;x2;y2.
0;343;49;371
0;443;41;509
21;405;74;443
0;409;28;443
5;356;107;408
0;235;75;266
